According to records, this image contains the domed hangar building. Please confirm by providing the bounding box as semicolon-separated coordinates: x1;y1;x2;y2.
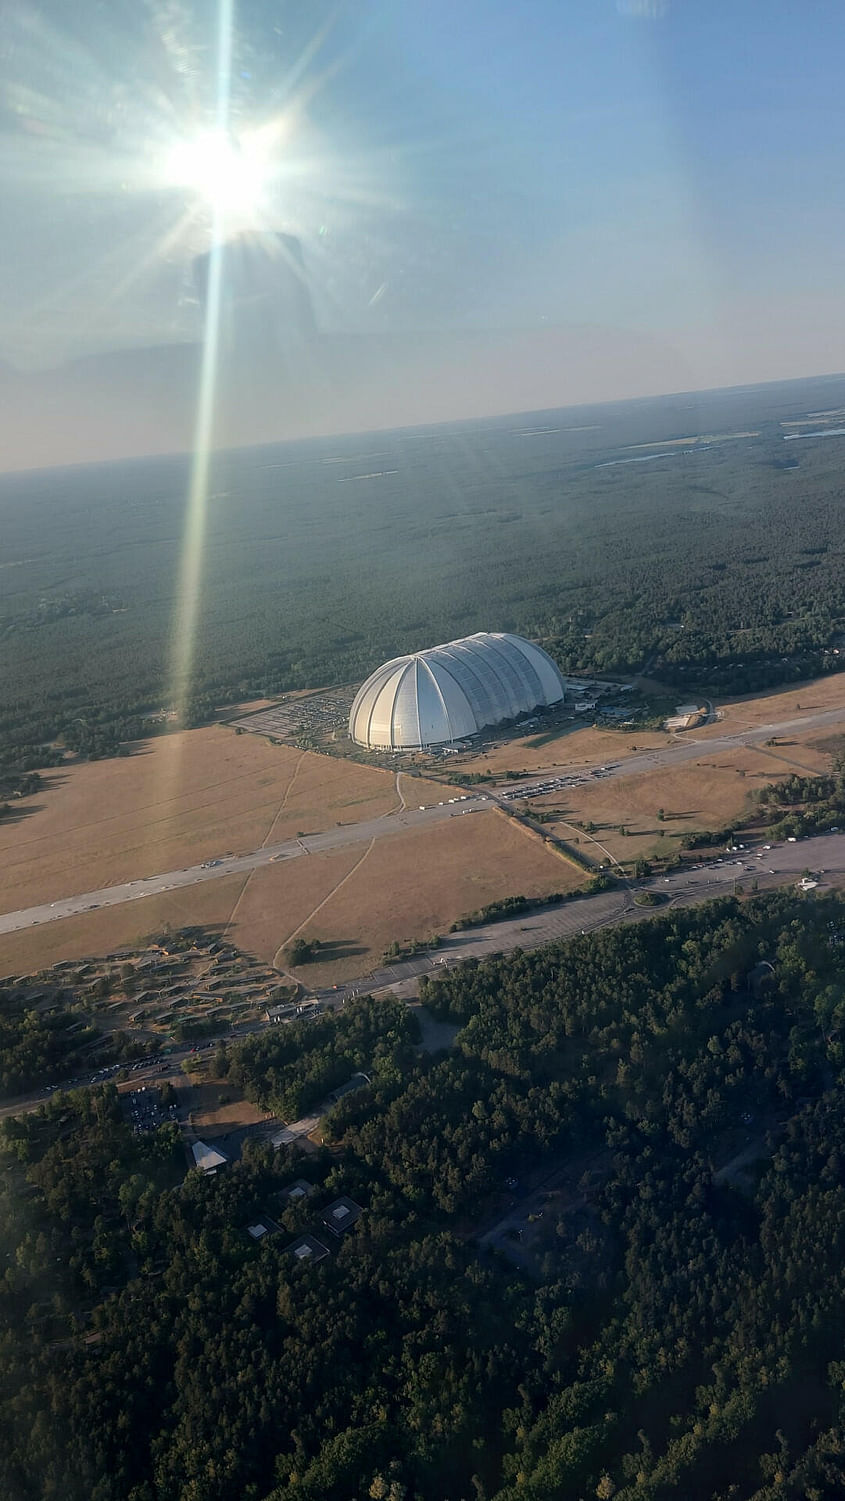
349;632;565;751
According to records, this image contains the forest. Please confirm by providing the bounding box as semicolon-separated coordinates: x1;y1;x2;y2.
3;375;845;770
0;979;152;1101
4;890;845;1498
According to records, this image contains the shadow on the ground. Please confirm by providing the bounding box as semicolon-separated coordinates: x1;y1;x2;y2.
312;938;368;962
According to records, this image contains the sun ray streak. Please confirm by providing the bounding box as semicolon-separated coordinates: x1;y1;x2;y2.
169;0;233;724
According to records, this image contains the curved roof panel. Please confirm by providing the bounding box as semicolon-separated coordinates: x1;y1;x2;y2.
349;632;565;750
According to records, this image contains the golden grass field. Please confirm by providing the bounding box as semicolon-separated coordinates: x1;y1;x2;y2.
0;724;450;914
285;807;583;987
478;724;669;777
471;671;845;780
4;671;844;983
697;672;845;737
535;741;837;867
0;806;583;985
0;874;246;978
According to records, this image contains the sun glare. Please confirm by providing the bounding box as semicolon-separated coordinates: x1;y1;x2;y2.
164;128;270;217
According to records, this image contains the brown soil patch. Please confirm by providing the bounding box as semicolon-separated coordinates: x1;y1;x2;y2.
0;728;449;914
190;1080;274;1137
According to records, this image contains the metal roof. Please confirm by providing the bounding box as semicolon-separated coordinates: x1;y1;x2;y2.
349;632;564;750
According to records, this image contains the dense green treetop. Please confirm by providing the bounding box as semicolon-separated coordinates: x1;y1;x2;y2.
4;892;845;1497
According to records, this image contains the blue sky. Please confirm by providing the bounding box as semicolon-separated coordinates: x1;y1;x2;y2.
2;0;845;453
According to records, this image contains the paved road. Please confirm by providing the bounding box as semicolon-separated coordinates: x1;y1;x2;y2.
0;1044;207;1120
326;831;845;1002
0;794;490;935
5;695;845;939
534;702;845;785
2;833;841;1121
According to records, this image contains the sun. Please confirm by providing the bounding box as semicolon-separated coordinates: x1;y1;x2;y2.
164;128;269;217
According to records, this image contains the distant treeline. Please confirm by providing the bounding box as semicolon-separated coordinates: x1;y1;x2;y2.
3;412;845;768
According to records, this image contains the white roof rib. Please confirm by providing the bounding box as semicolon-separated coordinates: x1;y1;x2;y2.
349;631;564;750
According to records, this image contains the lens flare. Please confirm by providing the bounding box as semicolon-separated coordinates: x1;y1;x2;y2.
164;127;271;217
168;0;234;729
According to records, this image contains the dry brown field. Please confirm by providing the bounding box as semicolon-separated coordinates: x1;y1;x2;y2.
5;672;843;983
478;724;669;778
468;671;845;780
220;846;367;967
696;672;845;738
536;741;837;867
0;725;450;914
0;807;581;986
284;807;584;987
190;1080;275;1137
0;873;245;979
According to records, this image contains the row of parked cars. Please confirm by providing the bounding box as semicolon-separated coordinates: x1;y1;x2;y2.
127;1086;177;1135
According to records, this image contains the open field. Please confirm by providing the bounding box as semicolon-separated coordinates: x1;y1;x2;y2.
0;874;246;979
536;742;837;867
469;670;845;782
219;846;367;967
285;807;583;987
478;723;670;777
0;724;450;914
190;1080;275;1138
4;669;843;981
0;804;581;986
699;672;845;738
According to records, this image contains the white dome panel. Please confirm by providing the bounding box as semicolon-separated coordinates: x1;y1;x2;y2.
349;632;565;750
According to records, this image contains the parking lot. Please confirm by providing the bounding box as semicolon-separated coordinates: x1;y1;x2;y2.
230;688;357;742
499;766;617;802
125;1086;177;1135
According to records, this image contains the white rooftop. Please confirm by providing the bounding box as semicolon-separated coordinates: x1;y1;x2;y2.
192;1140;228;1173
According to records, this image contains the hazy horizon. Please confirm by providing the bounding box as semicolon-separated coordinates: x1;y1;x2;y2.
4;355;845;477
4;1;845;469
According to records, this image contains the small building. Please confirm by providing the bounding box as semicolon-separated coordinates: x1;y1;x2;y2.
247;1222;270;1241
287;1233;330;1265
192;1140;228;1175
282;1178;316;1203
321;1196;364;1238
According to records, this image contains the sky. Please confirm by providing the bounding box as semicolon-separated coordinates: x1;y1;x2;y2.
2;0;845;464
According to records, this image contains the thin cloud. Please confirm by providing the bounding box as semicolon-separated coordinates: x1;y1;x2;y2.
616;0;671;18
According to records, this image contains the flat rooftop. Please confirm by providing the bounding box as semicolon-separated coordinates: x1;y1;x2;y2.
321;1195;364;1236
287;1234;330;1264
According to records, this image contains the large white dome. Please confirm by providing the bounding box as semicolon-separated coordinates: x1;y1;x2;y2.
349;632;565;750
